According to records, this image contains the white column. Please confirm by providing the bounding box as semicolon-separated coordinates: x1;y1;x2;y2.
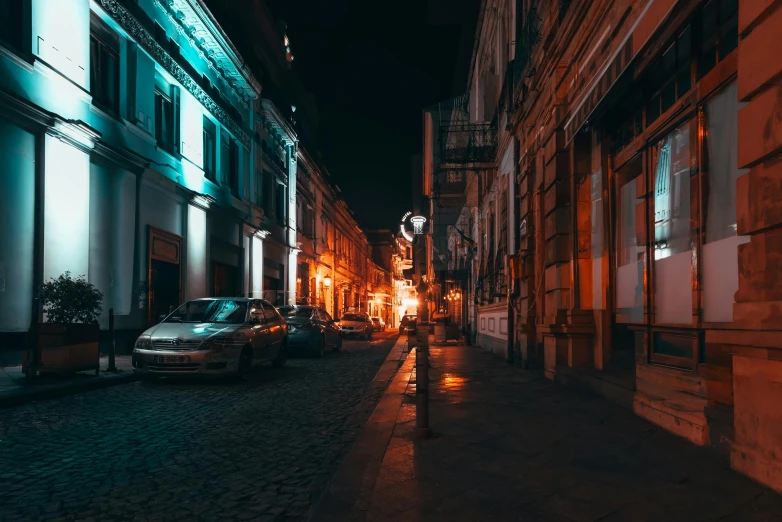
288;249;298;305
251;234;265;299
185;203;207;300
44;135;90;282
287;143;298;305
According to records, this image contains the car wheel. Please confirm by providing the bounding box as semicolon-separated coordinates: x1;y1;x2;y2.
237;347;253;381
272;340;287;369
333;335;342;352
314;335;326;358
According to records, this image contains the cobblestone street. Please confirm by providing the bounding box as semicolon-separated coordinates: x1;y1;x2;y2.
0;332;401;522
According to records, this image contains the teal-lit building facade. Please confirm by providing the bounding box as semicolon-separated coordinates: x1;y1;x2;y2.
0;0;300;356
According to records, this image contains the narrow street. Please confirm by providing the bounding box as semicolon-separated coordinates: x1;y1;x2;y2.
0;332;400;522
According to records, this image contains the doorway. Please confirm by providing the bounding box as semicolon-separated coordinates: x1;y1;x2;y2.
148;227;182;325
150;259;181;321
213;262;240;297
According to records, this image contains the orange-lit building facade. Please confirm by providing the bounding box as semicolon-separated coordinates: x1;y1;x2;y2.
424;0;782;493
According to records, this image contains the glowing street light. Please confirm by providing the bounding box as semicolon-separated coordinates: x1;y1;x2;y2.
323;275;331;287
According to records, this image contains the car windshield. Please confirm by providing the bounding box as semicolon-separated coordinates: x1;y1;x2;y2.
277;307;313;318
164;300;247;324
341;314;366;322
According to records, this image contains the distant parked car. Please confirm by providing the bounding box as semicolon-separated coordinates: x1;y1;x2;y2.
399;314;417;333
277;305;342;357
338;313;373;340
371;316;386;331
132;298;288;380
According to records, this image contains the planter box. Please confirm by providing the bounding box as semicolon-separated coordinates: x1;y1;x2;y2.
22;323;100;375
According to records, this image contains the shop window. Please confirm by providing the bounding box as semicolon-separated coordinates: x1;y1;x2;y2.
702;83;748;322
90;14;120;114
0;0;24;50
203;117;216;181
646;26;691;125
614;155;645;323
651;122;693;325
697;0;738;79
590;133;605;310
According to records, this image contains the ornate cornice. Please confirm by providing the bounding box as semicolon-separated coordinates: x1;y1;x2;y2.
260;99;297;145
154;0;261;104
97;0;251;147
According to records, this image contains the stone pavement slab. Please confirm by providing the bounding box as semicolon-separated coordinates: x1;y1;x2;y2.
0;355;135;409
313;342;782;522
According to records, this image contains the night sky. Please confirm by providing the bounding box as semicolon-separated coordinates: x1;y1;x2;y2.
265;0;477;230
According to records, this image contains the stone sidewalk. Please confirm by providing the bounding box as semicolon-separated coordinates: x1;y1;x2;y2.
311;342;782;522
0;355;135;409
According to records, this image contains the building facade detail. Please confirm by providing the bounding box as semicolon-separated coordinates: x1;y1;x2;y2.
421;0;782;494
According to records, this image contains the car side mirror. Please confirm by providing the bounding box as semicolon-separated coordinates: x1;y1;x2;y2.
250;315;261;325
158;314;167;323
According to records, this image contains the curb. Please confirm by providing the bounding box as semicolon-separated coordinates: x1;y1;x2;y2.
309;336;416;522
0;372;139;410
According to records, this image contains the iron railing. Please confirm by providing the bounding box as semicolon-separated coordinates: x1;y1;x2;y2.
439;123;497;165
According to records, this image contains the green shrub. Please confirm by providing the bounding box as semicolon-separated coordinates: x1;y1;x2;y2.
39;271;103;324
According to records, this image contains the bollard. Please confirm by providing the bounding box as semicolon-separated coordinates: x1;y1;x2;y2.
107;308;117;372
414;322;431;439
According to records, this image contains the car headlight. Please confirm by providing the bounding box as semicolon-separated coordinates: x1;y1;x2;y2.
200;337;228;352
134;335;152;350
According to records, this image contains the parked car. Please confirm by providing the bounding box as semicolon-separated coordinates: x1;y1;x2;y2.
400;314;417;333
277;305;342;357
338;313;374;340
132;298;288;380
371;316;386;331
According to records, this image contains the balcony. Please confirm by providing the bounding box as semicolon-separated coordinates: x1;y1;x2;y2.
439;123;497;166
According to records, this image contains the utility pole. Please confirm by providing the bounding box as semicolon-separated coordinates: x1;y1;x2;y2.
415;277;431;439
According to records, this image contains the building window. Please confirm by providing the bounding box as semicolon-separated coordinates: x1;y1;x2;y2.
702;83;746;323
254;170;263;206
0;1;24;50
276;182;286;223
229;141;239;197
263;171;274;211
90;14;120;114
203;117;216;181
155;86;176;153
646;25;691;125
614;155;645;324
697;0;738;79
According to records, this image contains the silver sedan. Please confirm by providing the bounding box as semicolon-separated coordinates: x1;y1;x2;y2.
132;298;288;380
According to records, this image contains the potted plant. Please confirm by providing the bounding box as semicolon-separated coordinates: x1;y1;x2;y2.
23;272;103;375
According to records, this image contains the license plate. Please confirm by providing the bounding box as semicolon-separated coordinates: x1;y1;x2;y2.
154;355;190;364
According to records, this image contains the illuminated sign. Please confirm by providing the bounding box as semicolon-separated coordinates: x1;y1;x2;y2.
410;216;426;234
400;211;427;239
